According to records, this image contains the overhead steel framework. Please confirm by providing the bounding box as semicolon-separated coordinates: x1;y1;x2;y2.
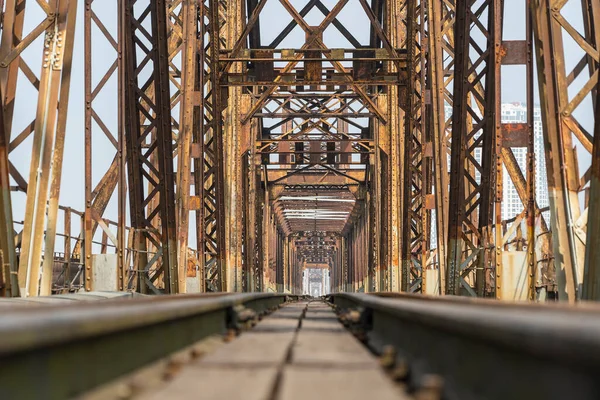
0;0;597;302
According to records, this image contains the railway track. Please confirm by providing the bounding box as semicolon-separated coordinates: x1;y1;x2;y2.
329;293;600;400
0;293;295;399
1;292;599;399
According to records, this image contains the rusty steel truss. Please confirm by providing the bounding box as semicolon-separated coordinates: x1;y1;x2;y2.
0;0;597;301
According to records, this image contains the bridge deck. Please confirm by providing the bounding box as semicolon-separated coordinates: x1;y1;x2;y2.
3;293;600;400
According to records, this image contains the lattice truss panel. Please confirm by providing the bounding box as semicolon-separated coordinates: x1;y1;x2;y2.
198;0;228;292
444;0;499;296
83;0;204;294
235;0;406;293
400;0;430;293
0;0;597;300
122;0;179;294
439;0;554;299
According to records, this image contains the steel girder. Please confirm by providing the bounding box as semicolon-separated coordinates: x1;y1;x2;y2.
440;0;550;299
427;0;450;295
400;0;431;294
233;0;405;292
199;0;227;292
0;0;77;297
584;85;600;300
122;0;178;294
532;0;599;301
0;0;598;302
0;2;26;295
445;0;502;296
430;0;554;300
83;0;196;294
175;1;200;293
0;83;15;296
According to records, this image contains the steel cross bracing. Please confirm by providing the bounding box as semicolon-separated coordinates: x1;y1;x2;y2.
532;0;599;301
84;0;127;293
0;0;598;301
445;0;501;297
401;0;430;293
122;0;179;294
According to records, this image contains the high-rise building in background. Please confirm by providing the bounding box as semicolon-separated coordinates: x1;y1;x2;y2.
499;103;548;220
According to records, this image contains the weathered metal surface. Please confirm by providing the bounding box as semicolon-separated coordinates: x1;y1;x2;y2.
175;0;201;294
0;85;16;297
122;0;178;294
401;0;430;295
0;0;596;304
532;0;598;301
426;0;449;295
583;80;600;300
445;0;501;297
198;0;228;292
9;0;77;298
329;292;600;399
0;291;142;308
0;293;294;398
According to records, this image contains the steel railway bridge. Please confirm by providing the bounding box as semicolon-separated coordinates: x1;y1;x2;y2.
0;0;599;398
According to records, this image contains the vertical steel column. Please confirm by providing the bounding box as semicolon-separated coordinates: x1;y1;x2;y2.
372;125;383;291
583;81;600;300
249;108;263;292
177;0;201;293
223;0;244;292
245;152;262;292
445;0;501;296
0;1;27;252
525;8;537;300
16;0;76;297
200;0;227;291
241;152;249;292
532;0;598;301
367;189;376;292
117;0;128;293
0;3;20;296
39;0;77;296
123;0;178;294
385;0;402;292
401;0;430;293
427;0;449;295
0;84;16;296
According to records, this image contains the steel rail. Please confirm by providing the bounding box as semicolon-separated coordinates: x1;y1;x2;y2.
0;291;144;308
328;293;600;400
0;293;296;399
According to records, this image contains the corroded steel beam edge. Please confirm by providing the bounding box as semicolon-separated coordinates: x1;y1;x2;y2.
328;292;600;400
0;293;299;398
